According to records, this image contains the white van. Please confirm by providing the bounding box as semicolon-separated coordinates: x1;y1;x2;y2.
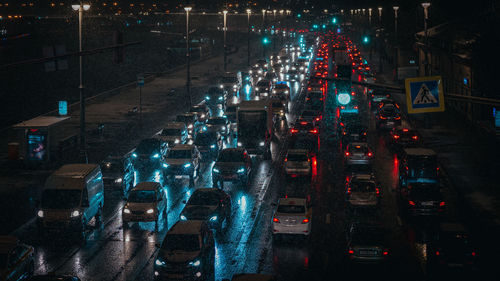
36;164;104;241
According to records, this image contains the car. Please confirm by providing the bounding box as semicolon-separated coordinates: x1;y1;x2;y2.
376;104;401;130
344;142;373;166
163;144;201;187
100;154;135;198
399;148;439;188
264;71;278;84
270;98;287;120
428;222;478;271
390;126;420;153
272;197;312;238
131;138;168;170
272;63;283;73
176;112;201;136
205;86;226;108
289;126;320;157
255;79;272;98
249;66;263;81
345;174;380;208
188;104;210;122
399;182;445;217
205;116;230;138
212;148;252;189
156;122;188;147
271;82;291;102
180;188;232;232
194;131;223;161
29;275;81;281
341;123;368;145
0;236;34;281
122;182;167;231
255;59;269;71
284;149;312;178
286;69;301;81
290;120;319;136
305;90;324;103
154;221;215;281
300;109;322;125
219;72;239;95
346;222;389;263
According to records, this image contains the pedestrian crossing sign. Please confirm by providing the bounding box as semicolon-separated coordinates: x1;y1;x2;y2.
405;76;445;114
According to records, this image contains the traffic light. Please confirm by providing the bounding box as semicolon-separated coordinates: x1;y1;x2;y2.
262;37;270;45
332;17;337;24
297;13;302;18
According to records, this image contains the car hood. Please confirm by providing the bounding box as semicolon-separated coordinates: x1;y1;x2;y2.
161;250;200;264
182;205;218;220
214;162;244;171
124;202;154;211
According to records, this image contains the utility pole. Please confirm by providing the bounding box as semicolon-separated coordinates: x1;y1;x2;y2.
185;6;192;108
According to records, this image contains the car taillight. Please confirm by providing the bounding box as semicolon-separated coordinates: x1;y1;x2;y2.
340;106;345;109
383;250;389;256
395;116;401;120
402;128;409;132
376;188;380;195
409;200;416;206
412;135;418;140
300;121;307;125
367;152;373;157
354;106;358;109
471;251;476;257
273;217;280;223
309;129;318;134
348;249;354;254
347;187;351;194
302;218;309;224
379;116;387;120
435;250;440;256
284;158;287;162
345;152;350;156
315;117;321;121
393;135;400;139
290;129;298;133
439;201;445;207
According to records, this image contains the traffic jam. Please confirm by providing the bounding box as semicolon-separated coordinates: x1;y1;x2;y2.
1;30;481;281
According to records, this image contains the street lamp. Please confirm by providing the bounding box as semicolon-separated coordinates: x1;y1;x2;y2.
223;10;228;72
422;2;431;75
273;9;276;21
71;2;90;163
246;9;251;66
184;6;192;108
378;7;382;24
368;8;372;25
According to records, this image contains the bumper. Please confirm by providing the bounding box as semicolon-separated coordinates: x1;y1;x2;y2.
346;159;371;165
272;222;311;235
213;173;245;182
122;212;157;222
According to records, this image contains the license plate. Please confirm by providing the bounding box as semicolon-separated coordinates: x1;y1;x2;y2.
175;175;183;179
448;263;464;267
421;201;434;206
359;250;376;256
387;122;394;125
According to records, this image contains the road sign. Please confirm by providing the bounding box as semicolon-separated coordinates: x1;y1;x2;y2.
405;76;445;114
137;76;144;87
58;101;68;116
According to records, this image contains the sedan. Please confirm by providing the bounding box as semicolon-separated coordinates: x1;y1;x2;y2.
272;197;312;239
344;142;373;166
180;188;232;232
345;174;380;208
347;222;389;263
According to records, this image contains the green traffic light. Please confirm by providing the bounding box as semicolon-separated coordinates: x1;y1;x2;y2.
363;36;369;44
332;17;337;24
262;37;270;44
297;13;302;18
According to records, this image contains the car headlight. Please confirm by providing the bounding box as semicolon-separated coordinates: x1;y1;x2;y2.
237;167;245;173
37;210;44;218
184;163;192;168
272;90;276;93
162;163;169;168
174;139;180;144
218;96;224;101
123;208;131;214
210;215;218;221
115;177;123;184
71;210;80;217
249;70;253;74
237;142;243;147
180;215;187;221
188;124;193;129
219;84;224;89
210;144;216;149
132;153;138;158
189;259;201;267
285;90;289;94
152;153;160;159
202;126;208;131
259;141;265;146
213;167;220;173
155;259;166;266
200;114;206;119
255;87;259;91
233;85;237;89
147;209;154;214
205;95;210;100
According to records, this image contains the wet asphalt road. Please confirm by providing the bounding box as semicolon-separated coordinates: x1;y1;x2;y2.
9;44;490;281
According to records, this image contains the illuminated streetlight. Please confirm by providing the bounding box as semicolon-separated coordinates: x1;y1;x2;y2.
223;10;228;72
246;9;251;66
184;6;192;108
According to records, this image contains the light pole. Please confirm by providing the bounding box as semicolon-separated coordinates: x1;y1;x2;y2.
262;9;265;32
223;10;228;72
246;9;251;67
368;8;372;25
71;2;90;163
273;9;276;21
422;2;431;76
378;7;382;25
185;6;192;108
393;6;399;82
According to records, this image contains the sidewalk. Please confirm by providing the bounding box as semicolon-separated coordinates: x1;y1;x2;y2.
0;40;262;234
365;49;500;264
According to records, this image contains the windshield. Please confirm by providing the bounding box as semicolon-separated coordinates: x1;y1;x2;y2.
176;116;193;123
287;153;308;161
168;150;192;159
222;77;237;83
217;151;244;162
161;129;182;136
162;234;200;252
42;189;81;209
136;139;158;154
188;192;220;206
195;133;216;146
350;181;376;192
128;190;155;203
277;204;305;214
207;118;227;125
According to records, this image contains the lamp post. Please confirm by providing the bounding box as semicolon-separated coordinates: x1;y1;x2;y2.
378;7;382;25
184;6;192;108
246;9;251;67
273;9;276;21
71;2;90;163
393;6;399;82
422;2;431;76
223;10;228;72
368;8;372;25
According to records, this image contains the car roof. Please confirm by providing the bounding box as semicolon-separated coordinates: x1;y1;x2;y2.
131;182;161;191
170;144;194;151
404;148;436;156
163;122;186;129
168;220;205;235
279;197;306;206
50;164;99;179
0;236;19;253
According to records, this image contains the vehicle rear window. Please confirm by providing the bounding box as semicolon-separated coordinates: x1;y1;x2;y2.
128;190;155;203
287;153;309;161
277;204;305;214
350;181;376;192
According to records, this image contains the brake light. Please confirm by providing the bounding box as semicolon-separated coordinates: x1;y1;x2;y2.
395;116;401;120
340;106;345;109
402;128;409;132
393;135;400;139
435;251;440;256
273;217;280;223
439;201;446;207
379;116;387;120
290;129;298;133
409;200;416;206
376;188;380;195
300;121;307;125
367;152;373;157
284;158;287;162
309;129;318;134
302;218;309;224
348;249;354;254
345;152;350;156
412;135;418;140
315;117;321;121
354;106;358;109
471;252;476;257
383;251;389;256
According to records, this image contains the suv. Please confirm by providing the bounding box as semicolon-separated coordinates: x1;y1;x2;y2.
399;148;439;188
345;174;380;208
131;138;168;170
284;149;312;178
100;155;135;199
154;221;215;281
176;113;200;137
157;122;188;147
189;104;210;123
122;182;167;231
212;148;252;188
180;188;232;232
255;79;272;98
390;126;420;154
0;236;34;280
163;144;201;187
205;86;226;109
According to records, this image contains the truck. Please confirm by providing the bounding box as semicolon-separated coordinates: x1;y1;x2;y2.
236;100;273;159
334;48;352;80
